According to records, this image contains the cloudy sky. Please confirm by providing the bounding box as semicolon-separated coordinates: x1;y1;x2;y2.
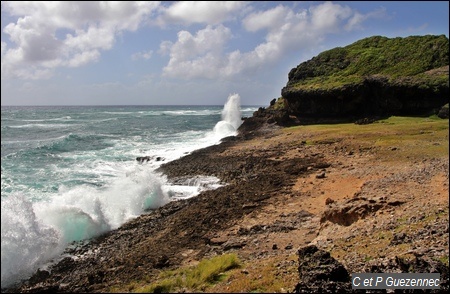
1;1;448;106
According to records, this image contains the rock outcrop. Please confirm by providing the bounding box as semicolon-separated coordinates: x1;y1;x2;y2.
294;245;353;293
248;35;449;127
293;245;449;293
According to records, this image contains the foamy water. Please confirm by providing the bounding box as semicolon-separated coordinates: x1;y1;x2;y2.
1;94;252;288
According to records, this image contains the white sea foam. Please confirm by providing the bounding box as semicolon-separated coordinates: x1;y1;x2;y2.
161;109;221;116
1;168;169;288
8;123;77;129
1;194;63;288
21;116;72;122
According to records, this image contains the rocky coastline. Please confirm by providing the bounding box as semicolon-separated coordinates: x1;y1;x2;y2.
4;113;449;293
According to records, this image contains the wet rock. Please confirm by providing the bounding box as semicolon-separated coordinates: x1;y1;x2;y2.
136;156;152;163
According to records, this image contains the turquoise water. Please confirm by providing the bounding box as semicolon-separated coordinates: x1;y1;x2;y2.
1;95;257;288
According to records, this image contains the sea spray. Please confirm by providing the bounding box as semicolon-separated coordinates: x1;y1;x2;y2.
1;194;63;288
222;93;242;130
1;169;169;288
213;93;242;137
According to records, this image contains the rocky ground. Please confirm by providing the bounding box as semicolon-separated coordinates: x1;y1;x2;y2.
5;116;449;293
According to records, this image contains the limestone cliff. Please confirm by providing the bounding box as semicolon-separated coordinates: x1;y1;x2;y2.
256;35;449;126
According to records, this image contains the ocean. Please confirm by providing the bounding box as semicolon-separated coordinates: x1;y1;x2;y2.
1;94;258;288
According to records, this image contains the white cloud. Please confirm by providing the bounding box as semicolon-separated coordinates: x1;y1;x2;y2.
2;1;388;82
162;2;387;80
157;1;248;26
345;7;387;31
162;24;232;79
242;5;294;32
158;41;173;56
309;1;353;34
131;50;153;61
1;1;160;79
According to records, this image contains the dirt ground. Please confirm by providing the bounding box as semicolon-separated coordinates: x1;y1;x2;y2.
198;120;449;293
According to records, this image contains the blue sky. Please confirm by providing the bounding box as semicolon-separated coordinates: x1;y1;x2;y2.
1;1;449;106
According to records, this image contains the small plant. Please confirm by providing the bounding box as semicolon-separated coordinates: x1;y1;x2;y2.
364;255;373;262
135;253;241;293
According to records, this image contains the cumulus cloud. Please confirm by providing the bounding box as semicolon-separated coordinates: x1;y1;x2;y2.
1;1;387;81
160;2;382;78
1;1;159;79
161;24;232;79
162;1;385;80
157;1;248;26
243;5;295;32
309;1;353;33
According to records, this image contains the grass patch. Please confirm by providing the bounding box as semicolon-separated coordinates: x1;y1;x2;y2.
272;97;287;110
284;115;448;162
211;255;299;293
131;253;241;293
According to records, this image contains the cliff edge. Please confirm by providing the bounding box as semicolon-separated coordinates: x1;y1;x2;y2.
252;35;449;127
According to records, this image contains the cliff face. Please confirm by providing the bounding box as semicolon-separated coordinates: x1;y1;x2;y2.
273;35;449;123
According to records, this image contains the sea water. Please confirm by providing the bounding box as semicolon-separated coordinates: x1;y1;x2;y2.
1;94;257;288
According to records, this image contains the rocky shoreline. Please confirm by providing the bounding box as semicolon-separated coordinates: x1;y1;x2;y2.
4;116;449;293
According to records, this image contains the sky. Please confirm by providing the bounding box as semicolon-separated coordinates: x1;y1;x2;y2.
1;1;449;106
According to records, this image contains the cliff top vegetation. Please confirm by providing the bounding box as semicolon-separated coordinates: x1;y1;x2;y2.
286;35;449;91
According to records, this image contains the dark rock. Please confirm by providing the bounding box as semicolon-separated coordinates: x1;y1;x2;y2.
154;255;170;269
285;244;293;250
390;232;410;245
316;172;326;179
28;269;50;285
293;245;354;293
366;255;449;292
136;156;152;163
325;198;335;205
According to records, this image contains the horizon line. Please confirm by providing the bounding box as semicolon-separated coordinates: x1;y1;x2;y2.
1;104;265;107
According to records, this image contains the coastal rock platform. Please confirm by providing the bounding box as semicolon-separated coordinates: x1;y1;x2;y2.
6;116;449;293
